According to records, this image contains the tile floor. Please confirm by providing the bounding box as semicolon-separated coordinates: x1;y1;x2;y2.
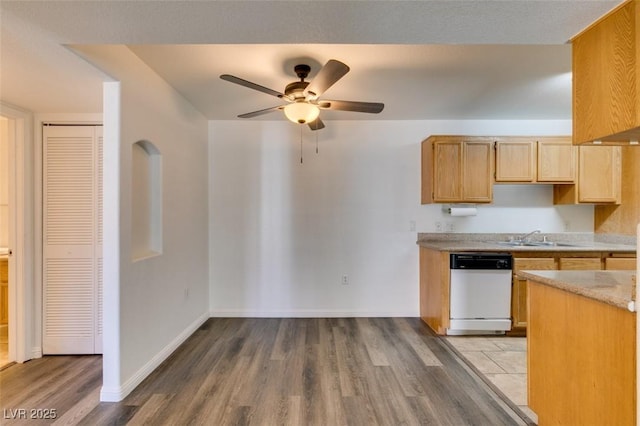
445;336;538;424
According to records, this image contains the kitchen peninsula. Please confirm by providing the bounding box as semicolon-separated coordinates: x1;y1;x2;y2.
519;269;636;425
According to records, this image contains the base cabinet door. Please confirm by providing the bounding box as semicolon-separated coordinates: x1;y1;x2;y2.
605;257;637;270
558;257;602;270
511;257;556;331
0;259;7;325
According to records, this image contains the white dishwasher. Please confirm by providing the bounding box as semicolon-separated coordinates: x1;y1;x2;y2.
448;253;513;335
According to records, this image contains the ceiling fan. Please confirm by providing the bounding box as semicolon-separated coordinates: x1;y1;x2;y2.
220;59;384;131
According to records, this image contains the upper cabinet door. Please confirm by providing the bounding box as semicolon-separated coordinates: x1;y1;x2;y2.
578;145;621;203
432;141;464;202
462;141;493;202
495;140;536;182
537;138;575;182
421;136;493;204
572;0;640;144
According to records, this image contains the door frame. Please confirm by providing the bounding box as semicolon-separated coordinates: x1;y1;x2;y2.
41;122;103;354
0;103;32;363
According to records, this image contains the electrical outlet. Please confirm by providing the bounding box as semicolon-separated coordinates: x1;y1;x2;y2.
564;220;570;231
409;220;416;232
446;222;455;232
435;222;443;232
341;275;349;285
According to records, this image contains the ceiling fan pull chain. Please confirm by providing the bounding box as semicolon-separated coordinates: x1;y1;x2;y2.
300;125;304;164
316;129;319;154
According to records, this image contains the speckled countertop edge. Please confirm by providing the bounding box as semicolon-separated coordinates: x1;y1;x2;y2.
416;233;636;253
517;270;636;311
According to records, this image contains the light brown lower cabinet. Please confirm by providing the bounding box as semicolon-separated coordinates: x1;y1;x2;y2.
0;259;7;325
528;280;635;425
419;247;450;335
419;250;635;336
558;256;603;270
511;258;556;332
605;257;637;270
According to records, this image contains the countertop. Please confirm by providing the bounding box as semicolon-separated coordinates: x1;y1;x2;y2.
416;233;636;253
518;269;636;311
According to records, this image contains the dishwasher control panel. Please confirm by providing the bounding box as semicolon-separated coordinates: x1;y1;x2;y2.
450;253;512;270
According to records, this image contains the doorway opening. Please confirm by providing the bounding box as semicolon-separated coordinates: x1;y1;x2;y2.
0;115;15;368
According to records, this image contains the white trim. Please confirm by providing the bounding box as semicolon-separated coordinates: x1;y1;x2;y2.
101;81;121;402
0;102;33;364
99;312;209;402
208;310;419;318
31;347;42;359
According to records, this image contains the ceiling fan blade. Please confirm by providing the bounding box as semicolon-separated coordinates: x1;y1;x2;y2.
318;100;384;114
220;74;284;98
304;60;350;99
308;117;325;131
237;105;284;118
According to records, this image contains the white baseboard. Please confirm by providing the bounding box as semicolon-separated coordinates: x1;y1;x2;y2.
209;309;418;318
31;347;42;360
100;312;209;402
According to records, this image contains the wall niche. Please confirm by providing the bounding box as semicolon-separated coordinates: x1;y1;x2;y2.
131;140;162;261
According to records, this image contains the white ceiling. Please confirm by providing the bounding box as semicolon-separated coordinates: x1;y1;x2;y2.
0;0;624;121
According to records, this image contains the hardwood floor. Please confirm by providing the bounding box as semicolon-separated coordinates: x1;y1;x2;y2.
0;318;529;425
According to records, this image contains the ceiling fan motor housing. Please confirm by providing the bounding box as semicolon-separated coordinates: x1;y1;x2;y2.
284;64;312;100
285;81;310;101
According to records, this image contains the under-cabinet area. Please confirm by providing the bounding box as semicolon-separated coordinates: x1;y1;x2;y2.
418;235;636;336
421;135;622;205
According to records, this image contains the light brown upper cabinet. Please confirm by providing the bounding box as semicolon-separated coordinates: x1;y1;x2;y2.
554;145;622;204
495;137;574;183
572;0;640;144
421;135;493;204
537;138;575;182
495;139;536;182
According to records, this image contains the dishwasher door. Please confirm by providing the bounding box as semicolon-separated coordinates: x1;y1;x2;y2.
449;269;512;320
448;253;512;334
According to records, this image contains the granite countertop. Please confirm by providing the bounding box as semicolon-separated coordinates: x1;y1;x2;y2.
416;233;636;253
518;270;636;311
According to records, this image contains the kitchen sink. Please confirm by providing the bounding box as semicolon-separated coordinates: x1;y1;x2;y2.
496;241;579;247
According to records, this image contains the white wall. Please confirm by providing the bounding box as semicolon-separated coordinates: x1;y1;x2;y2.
74;45;210;401
208;119;592;317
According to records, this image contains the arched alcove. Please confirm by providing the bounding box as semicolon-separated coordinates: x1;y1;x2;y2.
131;140;162;261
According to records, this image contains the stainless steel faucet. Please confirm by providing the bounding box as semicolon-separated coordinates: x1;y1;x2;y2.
520;229;541;242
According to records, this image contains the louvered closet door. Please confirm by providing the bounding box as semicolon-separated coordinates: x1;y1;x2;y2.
95;126;103;354
43;125;102;354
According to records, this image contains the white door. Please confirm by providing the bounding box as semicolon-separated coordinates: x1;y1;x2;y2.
43;125;102;354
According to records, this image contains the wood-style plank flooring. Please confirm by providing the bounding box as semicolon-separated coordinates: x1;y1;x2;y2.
0;318;529;425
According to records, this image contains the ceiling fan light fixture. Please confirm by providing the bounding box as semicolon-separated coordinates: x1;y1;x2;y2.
284;102;320;124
